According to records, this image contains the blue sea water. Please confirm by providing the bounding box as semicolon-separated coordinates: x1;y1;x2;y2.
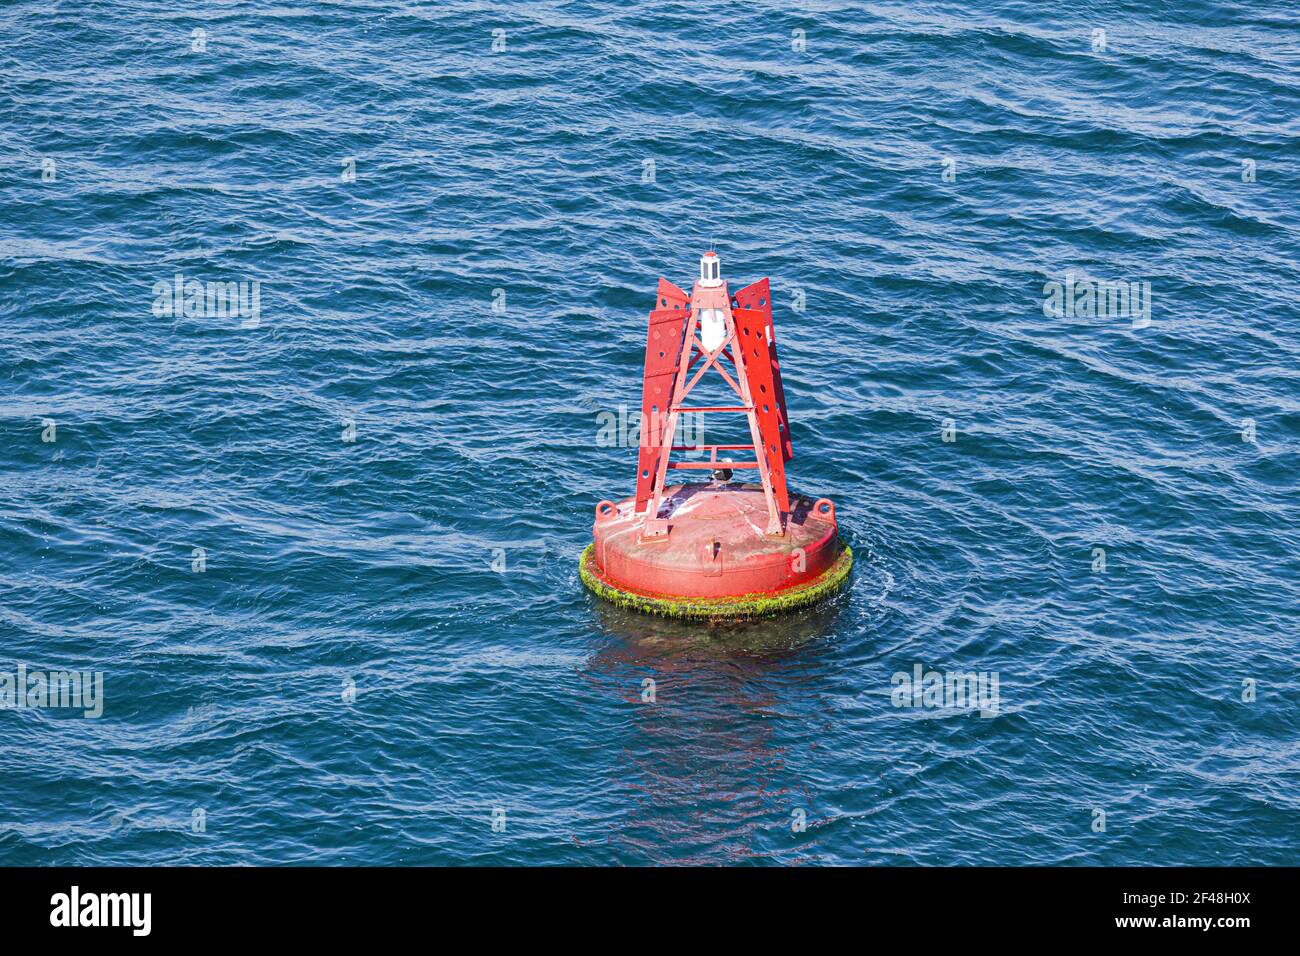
2;0;1298;866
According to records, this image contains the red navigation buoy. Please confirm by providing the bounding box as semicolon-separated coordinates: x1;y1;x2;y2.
581;252;852;619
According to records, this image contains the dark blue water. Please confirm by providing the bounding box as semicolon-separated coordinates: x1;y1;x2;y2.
2;0;1298;865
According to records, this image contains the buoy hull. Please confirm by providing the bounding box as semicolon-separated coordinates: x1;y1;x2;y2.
584;483;851;618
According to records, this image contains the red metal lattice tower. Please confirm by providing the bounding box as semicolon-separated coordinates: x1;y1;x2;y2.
633;252;793;536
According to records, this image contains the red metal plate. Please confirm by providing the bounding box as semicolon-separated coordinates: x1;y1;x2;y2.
732;301;791;514
732;277;793;463
634;278;690;511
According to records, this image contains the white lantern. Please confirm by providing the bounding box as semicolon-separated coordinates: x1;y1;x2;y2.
699;252;721;287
